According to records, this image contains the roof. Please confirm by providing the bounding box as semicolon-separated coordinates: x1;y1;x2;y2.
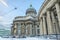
13;16;38;21
26;5;37;14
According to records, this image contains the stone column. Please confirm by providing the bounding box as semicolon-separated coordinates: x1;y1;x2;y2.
55;2;60;27
33;22;36;36
11;26;13;35
14;23;17;37
24;23;26;36
42;15;47;35
25;24;27;37
18;23;21;36
51;11;56;34
22;23;25;36
39;23;40;35
46;10;53;34
40;18;44;35
26;24;30;36
30;24;32;36
20;23;22;36
21;23;25;36
35;24;38;36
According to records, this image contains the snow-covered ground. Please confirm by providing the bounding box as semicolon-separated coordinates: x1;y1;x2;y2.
0;37;57;40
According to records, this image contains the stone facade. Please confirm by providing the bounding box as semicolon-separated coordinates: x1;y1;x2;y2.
38;0;60;36
11;5;40;38
11;0;60;39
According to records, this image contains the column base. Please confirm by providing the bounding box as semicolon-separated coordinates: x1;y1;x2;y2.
39;34;60;39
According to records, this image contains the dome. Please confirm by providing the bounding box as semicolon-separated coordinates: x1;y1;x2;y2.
26;5;37;15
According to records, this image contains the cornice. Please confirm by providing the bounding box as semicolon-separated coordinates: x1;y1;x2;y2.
38;0;50;16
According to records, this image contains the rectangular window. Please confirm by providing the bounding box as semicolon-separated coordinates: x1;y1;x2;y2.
37;29;40;34
32;29;34;34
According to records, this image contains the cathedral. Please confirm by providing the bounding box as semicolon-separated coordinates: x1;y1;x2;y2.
11;5;40;38
11;0;60;39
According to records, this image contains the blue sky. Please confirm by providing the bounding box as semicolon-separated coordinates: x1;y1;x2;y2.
0;0;44;30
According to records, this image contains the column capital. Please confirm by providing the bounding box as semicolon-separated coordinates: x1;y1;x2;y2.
41;17;43;19
43;13;46;17
47;8;51;11
55;0;60;3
